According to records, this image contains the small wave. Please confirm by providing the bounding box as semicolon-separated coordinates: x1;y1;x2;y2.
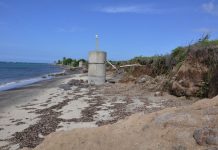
0;68;66;92
0;76;51;92
47;70;66;77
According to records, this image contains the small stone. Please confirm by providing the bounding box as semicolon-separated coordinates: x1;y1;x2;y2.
154;91;163;97
38;133;44;138
138;78;146;83
193;128;210;145
142;124;149;131
178;80;184;84
206;136;218;145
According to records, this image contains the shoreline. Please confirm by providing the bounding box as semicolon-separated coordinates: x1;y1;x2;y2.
0;70;198;150
0;72;80;149
0;74;69;109
0;66;84;110
0;70;67;92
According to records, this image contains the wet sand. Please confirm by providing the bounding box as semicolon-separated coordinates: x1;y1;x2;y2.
0;76;66;109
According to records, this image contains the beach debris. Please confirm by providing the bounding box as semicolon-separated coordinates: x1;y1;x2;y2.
82;68;88;73
119;64;142;68
154;91;163;97
48;72;66;77
1;76;196;149
22;107;37;110
136;75;153;84
11;119;22;123
96;96;133;126
15;122;25;126
8;84;93;148
68;79;85;86
59;79;88;91
106;60;117;70
9;94;81;148
107;79;116;84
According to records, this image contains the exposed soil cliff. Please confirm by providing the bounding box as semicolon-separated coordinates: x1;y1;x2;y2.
117;39;218;98
170;44;218;98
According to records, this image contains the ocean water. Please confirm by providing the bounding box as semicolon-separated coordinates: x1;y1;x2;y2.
0;62;63;91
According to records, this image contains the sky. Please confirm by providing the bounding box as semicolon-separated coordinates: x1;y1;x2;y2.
0;0;218;63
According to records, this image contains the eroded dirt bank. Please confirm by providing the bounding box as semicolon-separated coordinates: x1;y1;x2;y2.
34;96;218;150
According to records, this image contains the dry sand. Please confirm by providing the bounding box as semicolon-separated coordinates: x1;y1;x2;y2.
34;96;218;150
0;72;200;150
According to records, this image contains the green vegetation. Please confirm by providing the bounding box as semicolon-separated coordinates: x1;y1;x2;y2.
56;57;87;67
196;76;209;98
124;55;172;76
171;47;187;64
116;45;189;77
194;34;218;46
199;39;218;46
113;35;218;98
114;34;217;77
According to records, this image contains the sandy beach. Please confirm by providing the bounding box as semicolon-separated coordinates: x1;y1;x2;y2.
0;71;197;150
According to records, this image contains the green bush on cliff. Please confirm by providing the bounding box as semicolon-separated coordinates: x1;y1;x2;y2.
113;36;218;98
196;76;209;98
127;55;171;76
171;47;187;64
199;39;218;46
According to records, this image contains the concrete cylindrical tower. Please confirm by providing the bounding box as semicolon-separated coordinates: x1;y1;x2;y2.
79;61;83;67
88;51;107;85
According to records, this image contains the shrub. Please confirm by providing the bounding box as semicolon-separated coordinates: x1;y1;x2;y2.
196;79;209;98
171;47;187;64
199;39;218;46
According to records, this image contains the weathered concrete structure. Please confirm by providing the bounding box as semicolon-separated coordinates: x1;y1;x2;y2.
79;61;83;67
88;51;107;85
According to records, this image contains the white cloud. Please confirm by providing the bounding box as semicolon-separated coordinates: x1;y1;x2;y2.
97;5;162;14
202;1;218;15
